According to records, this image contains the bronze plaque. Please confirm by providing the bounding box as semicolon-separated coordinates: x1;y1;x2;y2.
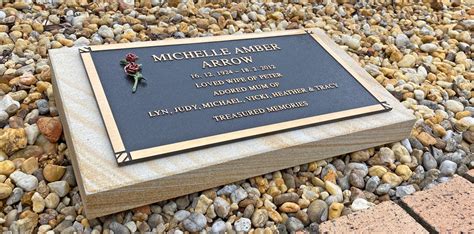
79;29;391;165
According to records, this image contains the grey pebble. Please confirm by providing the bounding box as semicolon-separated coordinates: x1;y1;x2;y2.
375;183;392;195
349;169;365;189
395;185;416;197
422;152;437;171
273;192;299;206
286;217;304;232
147;213;163;228
6;187;23;205
213;197;230;218
183;212;207;232
174;210;190;222
365;176;380;193
176;195;190;210
47;181;70;197
344;163;368;176
36;99;49;115
109;221;130;234
217;184;238;196
25;109;39;124
62;166;77;187
308;222;319;233
242;204;254;219
432;147;444;163
54;220;74;233
325;195;340;206
234;217;251;232
162;201;177;215
409;137;424;150
439;160;457;177
282;173;296;189
337;175;350;191
0;110;9;127
72;221;84;233
211;220;226;234
173;32;186;39
10;171;38;191
437;176;451;183
401;138;413;153
230;187;247;203
408;166;426;184
332;159;346;172
444;138;457;152
307;200;328;223
321;164;337;178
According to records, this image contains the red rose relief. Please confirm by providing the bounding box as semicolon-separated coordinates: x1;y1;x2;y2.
124;62;140;74
120;53;145;93
125;53;138;62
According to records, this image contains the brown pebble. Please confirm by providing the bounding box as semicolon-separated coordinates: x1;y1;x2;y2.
37;117;62;143
278;202;300;213
43;164;66;182
416;132;436;146
21;157;38;174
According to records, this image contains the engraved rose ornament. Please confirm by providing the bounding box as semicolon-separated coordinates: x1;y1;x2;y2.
120;53;145;93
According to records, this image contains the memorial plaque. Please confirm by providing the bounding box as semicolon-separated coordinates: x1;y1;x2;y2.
79;30;392;165
50;28;414;217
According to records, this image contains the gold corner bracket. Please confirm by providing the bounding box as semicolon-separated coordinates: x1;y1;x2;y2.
79;46;92;53
115;151;132;165
380;101;393;111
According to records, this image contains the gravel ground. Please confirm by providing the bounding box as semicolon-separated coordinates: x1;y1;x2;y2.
0;0;472;233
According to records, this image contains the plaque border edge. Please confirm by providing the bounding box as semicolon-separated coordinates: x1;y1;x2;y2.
80;28;391;165
80;51;130;165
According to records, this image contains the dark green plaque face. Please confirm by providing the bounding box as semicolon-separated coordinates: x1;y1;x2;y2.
79;29;391;165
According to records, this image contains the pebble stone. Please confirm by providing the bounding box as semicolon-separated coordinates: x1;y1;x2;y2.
350;198;375;211
0;183;12;199
44;193;60;209
211;220;226;233
47;181;70;197
183;213;207;232
307;200;328;223
10;171;38;191
43;164;66;182
36;99;49;115
230;187;248;204
439;160;457;177
366;176;380;193
286;217;304;232
423;152;438;171
396;185;416;198
6;187;23;205
109;221;131;234
0;160;16;175
234;217;251;232
213;197;230;218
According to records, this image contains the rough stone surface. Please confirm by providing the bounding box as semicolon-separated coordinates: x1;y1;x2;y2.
319;201;428;233
0;128;27;155
401;176;474;233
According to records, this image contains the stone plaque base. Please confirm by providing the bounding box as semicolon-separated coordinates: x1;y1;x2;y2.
50;29;415;218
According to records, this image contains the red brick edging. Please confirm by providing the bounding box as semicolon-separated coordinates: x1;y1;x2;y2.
319;201;428;233
318;171;474;233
